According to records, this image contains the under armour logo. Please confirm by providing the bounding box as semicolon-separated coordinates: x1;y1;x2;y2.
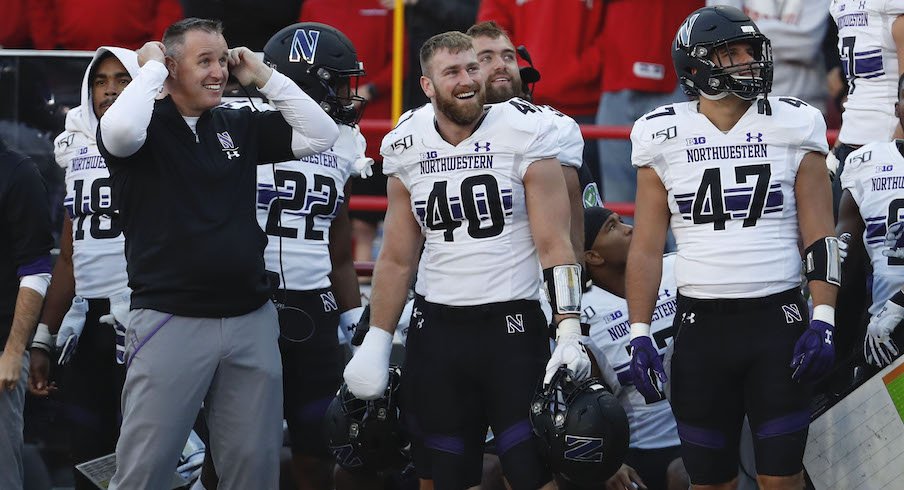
506;314;525;333
683;312;695;324
746;132;763;143
413;306;425;329
224;149;240;159
474;141;491;153
320;292;338;312
825;330;833;345
782;304;802;324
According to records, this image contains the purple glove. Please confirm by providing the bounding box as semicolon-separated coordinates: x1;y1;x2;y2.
791;319;835;383
629;336;667;404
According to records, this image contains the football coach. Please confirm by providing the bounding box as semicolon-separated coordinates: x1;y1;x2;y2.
97;18;339;490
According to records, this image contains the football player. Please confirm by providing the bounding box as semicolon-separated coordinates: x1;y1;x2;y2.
27;47;137;490
581;206;688;490
467;20;602;270
627;6;838;490
194;22;369;490
830;0;904;206
343;31;590;490
837;73;904;369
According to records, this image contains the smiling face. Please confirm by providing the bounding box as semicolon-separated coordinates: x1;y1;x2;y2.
421;47;486;126
472;34;522;104
166;29;228;116
91;55;132;118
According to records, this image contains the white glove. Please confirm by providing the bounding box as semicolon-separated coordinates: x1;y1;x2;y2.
100;291;131;365
57;296;88;364
343;327;393;400
838;233;850;264
883;221;904;259
353;157;374;179
544;318;591;385
864;299;903;367
826;150;840;179
337;306;365;346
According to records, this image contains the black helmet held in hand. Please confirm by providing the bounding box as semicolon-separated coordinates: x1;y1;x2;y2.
263;22;366;125
323;365;409;473
672;5;773;101
531;367;630;487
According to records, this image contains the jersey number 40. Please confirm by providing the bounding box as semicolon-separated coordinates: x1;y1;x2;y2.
423;174;510;242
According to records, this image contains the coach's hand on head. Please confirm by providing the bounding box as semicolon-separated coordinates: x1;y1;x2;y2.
137;41;166;67
228;47;273;89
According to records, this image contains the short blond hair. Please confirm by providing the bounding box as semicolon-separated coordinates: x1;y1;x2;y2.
420;31;474;76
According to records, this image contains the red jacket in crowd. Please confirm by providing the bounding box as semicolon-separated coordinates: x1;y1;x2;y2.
600;0;702;94
27;0;182;50
300;0;395;120
478;0;605;117
0;0;30;47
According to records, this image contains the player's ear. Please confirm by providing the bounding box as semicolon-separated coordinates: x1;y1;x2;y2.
420;75;434;99
896;101;901;119
584;249;604;267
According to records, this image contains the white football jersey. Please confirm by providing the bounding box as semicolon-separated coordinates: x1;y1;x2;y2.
256;124;363;291
537;104;584;168
840;142;904;314
583;254;680;449
54;127;129;298
382;99;560;306
831;0;904;145
418;102;583;168
631;98;828;299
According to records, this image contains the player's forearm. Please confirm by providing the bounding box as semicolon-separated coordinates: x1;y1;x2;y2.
40;253;74;333
40;217;75;332
258;70;339;158
100;60;167;158
526;160;578;268
626;246;662;325
368;259;415;335
796;151;839;307
4;286;45;356
564;167;584;267
809;280;838;309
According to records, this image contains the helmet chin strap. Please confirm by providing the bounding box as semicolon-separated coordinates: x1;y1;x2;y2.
700;90;729;101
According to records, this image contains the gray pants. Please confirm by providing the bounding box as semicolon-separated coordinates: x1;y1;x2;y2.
110;302;283;490
0;350;29;490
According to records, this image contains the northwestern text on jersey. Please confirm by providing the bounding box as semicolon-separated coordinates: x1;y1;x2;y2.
419;155;494;175
686;143;768;163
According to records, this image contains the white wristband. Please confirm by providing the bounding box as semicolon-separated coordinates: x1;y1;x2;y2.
812;305;835;326
629;322;651;340
31;323;53;352
556;317;581;340
361;326;394;355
